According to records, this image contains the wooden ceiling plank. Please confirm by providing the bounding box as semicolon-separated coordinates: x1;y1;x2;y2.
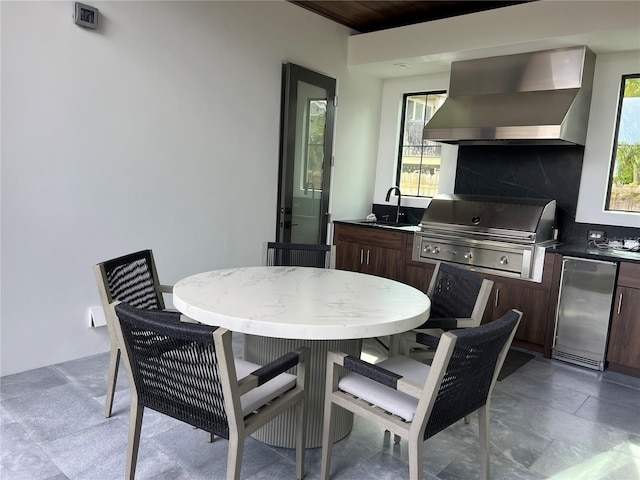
288;1;534;34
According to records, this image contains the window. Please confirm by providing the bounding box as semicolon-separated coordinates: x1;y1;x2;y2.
303;99;326;192
606;74;640;213
396;91;447;197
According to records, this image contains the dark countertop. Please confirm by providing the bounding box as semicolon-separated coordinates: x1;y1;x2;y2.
333;219;420;232
542;242;640;264
335;220;640;265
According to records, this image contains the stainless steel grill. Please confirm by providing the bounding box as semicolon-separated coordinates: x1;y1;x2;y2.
412;194;557;282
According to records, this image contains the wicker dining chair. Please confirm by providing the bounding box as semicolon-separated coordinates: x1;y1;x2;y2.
113;302;309;480
400;262;494;359
93;249;187;418
321;309;522;480
263;242;335;269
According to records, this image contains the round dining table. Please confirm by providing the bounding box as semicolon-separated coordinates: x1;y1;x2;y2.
173;266;431;448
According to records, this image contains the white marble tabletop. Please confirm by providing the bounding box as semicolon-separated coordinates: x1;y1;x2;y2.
173;266;431;340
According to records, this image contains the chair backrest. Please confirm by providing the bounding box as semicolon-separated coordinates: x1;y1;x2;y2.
114;302;231;439
426;262;493;320
416;309;521;441
263;242;335;269
94;250;165;311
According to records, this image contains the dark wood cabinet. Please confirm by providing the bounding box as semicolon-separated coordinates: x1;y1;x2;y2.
482;253;561;356
333;224;404;281
333;222;561;356
492;282;549;347
607;262;640;377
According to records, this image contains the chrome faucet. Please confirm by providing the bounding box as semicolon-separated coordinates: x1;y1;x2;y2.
385;186;402;223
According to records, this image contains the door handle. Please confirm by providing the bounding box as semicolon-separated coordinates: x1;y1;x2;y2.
366;249;370;265
494;288;499;307
360;248;364;264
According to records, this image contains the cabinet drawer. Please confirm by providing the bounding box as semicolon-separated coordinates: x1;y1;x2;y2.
618;262;640;289
333;224;404;250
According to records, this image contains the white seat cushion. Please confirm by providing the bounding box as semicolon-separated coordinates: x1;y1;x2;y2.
338;356;430;422
235;358;297;416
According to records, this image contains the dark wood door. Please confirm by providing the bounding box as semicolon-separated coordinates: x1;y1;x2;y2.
607;286;640;374
364;245;404;281
403;263;435;293
493;282;549;346
334;240;363;272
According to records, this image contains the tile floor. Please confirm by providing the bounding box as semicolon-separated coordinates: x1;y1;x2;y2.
1;336;639;480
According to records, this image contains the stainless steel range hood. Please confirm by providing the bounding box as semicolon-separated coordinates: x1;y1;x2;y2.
423;46;596;145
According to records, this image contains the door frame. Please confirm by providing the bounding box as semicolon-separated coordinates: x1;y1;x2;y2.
277;63;336;244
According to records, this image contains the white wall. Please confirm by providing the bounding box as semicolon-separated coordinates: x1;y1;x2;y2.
352;0;640;220
0;1;383;375
372;73;458;209
348;1;640;78
329;70;383;221
576;50;640;227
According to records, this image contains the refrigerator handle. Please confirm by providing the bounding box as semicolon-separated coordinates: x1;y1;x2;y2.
617;293;623;315
552;258;571;350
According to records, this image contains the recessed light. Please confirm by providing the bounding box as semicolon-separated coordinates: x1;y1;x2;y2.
394;63;412;68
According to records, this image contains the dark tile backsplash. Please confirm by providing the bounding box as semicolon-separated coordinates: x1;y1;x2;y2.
371;204;425;225
454;145;640;242
372;144;639;243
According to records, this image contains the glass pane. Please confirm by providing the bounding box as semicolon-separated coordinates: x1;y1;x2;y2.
398;92;447;198
291;81;327;243
607;75;640;213
306;99;326;191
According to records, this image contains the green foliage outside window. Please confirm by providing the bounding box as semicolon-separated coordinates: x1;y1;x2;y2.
607;75;640;213
306;100;326;190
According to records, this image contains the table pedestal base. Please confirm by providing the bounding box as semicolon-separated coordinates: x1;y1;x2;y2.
243;336;362;449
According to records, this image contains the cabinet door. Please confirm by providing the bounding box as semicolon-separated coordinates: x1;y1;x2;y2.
333;224;406;281
493;282;549;346
607;286;640;372
334;240;364;273
404;263;436;293
365;245;404;281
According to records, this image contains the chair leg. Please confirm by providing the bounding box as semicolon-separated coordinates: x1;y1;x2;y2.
105;347;120;418
388;335;399;356
478;405;490;480
407;436;424;480
320;403;336;480
227;434;243;480
295;399;307;480
125;402;144;480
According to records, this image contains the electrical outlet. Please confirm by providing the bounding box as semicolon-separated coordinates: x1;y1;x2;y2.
588;230;606;240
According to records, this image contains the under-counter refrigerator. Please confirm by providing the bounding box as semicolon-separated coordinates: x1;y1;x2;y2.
552;257;617;370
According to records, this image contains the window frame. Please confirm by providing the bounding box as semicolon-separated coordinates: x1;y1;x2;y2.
604;73;640;213
395;90;446;198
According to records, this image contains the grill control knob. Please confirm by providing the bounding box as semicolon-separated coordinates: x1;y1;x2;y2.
464;251;473;259
432;246;440;254
422;244;432;253
500;256;509;265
